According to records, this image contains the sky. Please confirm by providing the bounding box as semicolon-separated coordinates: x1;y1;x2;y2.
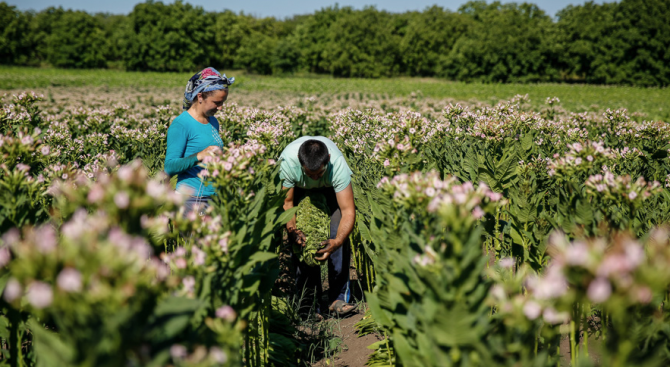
10;0;617;18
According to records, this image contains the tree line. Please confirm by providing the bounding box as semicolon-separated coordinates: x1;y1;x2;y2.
1;0;668;86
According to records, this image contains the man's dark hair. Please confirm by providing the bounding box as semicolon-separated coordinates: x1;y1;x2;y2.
298;140;330;171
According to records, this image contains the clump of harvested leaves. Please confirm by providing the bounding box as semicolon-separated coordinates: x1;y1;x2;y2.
294;194;330;267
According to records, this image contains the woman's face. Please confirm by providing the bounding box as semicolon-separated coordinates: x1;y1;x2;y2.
201;90;228;117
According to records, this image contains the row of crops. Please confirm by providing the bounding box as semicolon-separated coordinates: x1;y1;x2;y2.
1;91;670;366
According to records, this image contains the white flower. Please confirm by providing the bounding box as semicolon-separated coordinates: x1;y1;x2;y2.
114;192;130;208
587;277;612;303
210;347;228;363
499;257;514;268
523;301;542;320
215;305;237;322
3;278;22;302
57;268;82;292
170;344;187;359
27;281;53;309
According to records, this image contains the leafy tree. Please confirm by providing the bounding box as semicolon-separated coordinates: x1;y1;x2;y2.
320;6;402;77
123;0;216;72
291;6;346;74
0;3;35;65
400;6;469;77
0;0;668;86
43;9;108;68
442;1;559;83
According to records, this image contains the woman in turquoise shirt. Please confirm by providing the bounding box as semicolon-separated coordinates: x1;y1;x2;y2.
164;67;234;215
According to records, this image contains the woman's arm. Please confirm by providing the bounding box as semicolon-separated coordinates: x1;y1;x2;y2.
164;122;198;176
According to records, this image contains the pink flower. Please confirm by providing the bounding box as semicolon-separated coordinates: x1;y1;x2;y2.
57;268;82;292
117;166;133;182
182;276;195;293
499;257;514;268
0;247;11;267
41;146;50;155
3;278;21;302
87;185;104;203
192;246;206;266
209;347;228;363
628;191;638;200
634;286;652;304
587;277;612;303
21;135;33;145
489;285;506;300
223;162;233;171
543;308;569;324
215;305;237;322
597;254;630;277
219;237;229;252
565;242;588;266
383;159;390;167
114;192;130;209
453;193;467;204
472;206;485;219
486;192;503;202
146;180;165;198
175;258;187;269
2;228;21;246
170;344;187;359
27;281;53;309
532;265;567;299
624;242;644;267
36;226;57;253
154;260;171;280
523;300;542;320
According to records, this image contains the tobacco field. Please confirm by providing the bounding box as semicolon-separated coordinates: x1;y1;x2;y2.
1;85;670;367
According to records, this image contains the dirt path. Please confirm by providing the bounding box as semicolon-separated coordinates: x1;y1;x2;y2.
313;309;380;367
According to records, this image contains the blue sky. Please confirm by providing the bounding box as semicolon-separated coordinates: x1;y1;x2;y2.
10;0;617;18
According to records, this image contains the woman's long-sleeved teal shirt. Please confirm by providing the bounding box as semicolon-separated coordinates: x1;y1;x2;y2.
164;111;224;197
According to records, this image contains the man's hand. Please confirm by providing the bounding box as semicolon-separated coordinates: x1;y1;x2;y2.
315;239;342;261
289;229;306;247
197;145;222;161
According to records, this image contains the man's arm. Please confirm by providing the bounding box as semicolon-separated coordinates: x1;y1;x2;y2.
315;183;355;261
283;186;306;246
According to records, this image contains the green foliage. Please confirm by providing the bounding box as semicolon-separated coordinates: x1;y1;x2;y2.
1;0;669;85
442;1;560;82
294;194;330;267
0;3;35;65
123;0;217;72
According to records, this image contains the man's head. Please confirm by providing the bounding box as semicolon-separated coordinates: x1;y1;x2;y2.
298;140;330;180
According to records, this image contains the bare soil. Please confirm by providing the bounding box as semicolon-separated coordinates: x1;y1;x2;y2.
312;309;381;367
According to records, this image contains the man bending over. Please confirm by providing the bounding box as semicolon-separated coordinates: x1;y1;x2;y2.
280;136;356;318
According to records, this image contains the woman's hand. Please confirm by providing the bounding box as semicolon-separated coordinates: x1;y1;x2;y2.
196;146;222;161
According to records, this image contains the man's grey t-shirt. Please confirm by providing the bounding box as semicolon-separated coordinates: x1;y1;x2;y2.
279;136;353;193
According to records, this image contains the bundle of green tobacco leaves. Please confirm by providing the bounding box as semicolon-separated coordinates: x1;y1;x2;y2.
294;194;330;267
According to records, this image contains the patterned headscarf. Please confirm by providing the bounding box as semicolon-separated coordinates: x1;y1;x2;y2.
183;67;235;110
